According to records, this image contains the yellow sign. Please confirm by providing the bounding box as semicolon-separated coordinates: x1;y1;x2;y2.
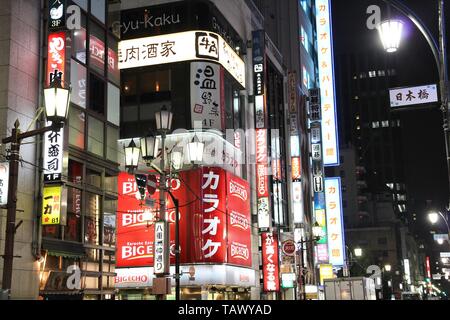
319;264;334;285
42;186;62;225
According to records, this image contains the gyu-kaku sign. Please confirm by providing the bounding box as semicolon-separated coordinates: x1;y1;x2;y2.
389;84;438;108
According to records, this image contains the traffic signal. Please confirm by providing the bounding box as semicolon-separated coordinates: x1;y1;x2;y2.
135;174;147;201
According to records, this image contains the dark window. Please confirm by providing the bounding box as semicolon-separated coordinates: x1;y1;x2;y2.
66;187;82;242
89;73;105;114
378;237;388;245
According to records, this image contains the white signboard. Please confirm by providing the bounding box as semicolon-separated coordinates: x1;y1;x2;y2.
312;143;322;160
404;259;411;285
118;30;245;87
315;0;339;166
115;265;256;288
292;181;304;223
190;62;223;130
440;252;450;258
325;177;346;266
0;162;9;206
43;125;64;182
389;84;438;108
154;221;169;275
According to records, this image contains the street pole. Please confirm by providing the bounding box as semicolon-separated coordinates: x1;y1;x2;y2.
1;120;20;299
298;237;306;300
156;131;168;300
174;197;180;300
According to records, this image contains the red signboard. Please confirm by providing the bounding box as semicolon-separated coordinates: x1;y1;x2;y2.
426;256;431;278
256;129;269;197
262;232;280;292
47;31;66;86
226;173;252;267
116;167;252;268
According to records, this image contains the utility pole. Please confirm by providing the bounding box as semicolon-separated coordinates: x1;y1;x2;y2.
1;121;20;299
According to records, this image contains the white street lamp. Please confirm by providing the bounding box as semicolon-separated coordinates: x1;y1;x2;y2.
354;247;363;257
44;71;71;126
377;19;404;53
187;135;204;164
140;132;158;165
155;105;173;132
428;212;440;224
312;222;322;240
385;264;392;272
171;150;184;171
437;238;445;245
124;139;140;174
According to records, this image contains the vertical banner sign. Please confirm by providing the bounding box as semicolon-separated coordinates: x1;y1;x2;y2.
315;0;339;166
0;163;9;206
256;129;271;228
253;30;266;129
292;181;304;223
262;232;280;292
47;31;66;86
319;264;334;285
154;221;169;275
43;125;64;182
226;173;252;267
325;177;346;267
48;0;66;30
42;185;62;225
190;62;224;130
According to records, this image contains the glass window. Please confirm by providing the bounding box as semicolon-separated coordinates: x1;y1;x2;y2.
107;83;120;126
68;108;85;149
108;36;120;85
89;73;105;114
106;125;119;162
88;115;104;157
103;197;116;247
66;186;82;242
301;26;308;53
72;14;87;63
68;159;83;184
86;168;102;189
85;193;101;245
89;22;106;75
91;0;106;24
42;225;61;239
70;59;87;108
73;0;88;11
105;172;118;194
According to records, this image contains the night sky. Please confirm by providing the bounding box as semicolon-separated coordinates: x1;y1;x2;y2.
332;0;449;248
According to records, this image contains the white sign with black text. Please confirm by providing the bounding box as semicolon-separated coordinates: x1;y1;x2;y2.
43;125;64;182
154;221;169;275
0;162;9;206
389;84;438;108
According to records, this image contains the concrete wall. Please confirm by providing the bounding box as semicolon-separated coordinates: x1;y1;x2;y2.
0;0;41;299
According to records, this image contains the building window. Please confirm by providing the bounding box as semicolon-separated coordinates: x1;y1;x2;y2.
378;237;388;245
107;83;120;126
91;0;106;23
368;70;376;78
66;186;82;242
71;59;87;108
72;14;87;63
103;197;117;247
87;116;104;157
89;22;106;76
107;36;120;85
68;108;85;149
106;125;119;163
89;73;106;114
73;0;88;11
301;26;309;53
85;193;101;245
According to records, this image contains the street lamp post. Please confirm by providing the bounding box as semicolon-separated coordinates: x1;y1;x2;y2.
428;210;450;244
1;72;70;299
378;0;450;208
123;107;204;301
296;222;322;300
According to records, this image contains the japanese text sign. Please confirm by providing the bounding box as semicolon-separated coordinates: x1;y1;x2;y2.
43;125;64;182
119;30;245;87
262;232;280;292
389;84;438;108
325;177;346;266
47;32;66;86
315;0;339;166
42;185;62;225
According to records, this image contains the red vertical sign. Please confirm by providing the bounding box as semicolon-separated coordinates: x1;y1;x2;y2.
226;172;252;267
47;31;66;86
256;129;269;197
426;256;431;278
262;232;280;292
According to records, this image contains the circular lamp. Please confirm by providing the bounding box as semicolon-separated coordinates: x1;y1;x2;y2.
377;19;404;53
44;71;71;126
428;212;440;224
124;139;140;174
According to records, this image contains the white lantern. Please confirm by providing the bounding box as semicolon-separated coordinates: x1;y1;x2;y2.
155;105;173;132
140;132;158;164
124;139;140;173
428;212;440;224
187;135;204;164
44;71;70;126
377;19;404;53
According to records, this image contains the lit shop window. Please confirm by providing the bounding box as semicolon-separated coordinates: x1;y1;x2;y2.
89;22;106;76
103;197;116;247
85;193;100;245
